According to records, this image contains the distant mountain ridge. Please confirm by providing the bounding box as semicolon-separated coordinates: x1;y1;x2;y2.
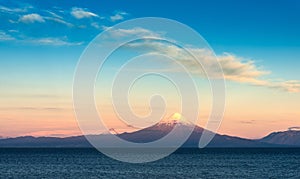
0;129;297;148
259;130;300;146
0;114;299;148
0;135;92;147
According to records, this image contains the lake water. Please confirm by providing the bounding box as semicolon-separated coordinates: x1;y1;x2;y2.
0;148;299;178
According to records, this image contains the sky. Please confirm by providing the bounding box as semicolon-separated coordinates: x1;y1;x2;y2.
0;0;300;139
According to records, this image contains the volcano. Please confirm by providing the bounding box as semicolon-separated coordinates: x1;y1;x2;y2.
119;112;204;144
119;113;274;147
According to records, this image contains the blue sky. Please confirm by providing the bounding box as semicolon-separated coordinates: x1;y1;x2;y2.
1;0;300;79
0;0;300;138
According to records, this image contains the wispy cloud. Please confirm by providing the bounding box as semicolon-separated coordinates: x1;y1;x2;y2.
28;37;83;46
19;13;45;23
239;120;256;124
45;17;73;27
107;27;162;38
266;80;300;93
114;27;300;93
45;10;63;19
0;107;63;111
1;4;131;45
110;11;128;21
70;7;99;19
0;5;23;13
22;130;81;137
91;22;101;29
0;5;32;13
0;31;82;46
288;126;300;131
0;31;15;41
44;10;73;27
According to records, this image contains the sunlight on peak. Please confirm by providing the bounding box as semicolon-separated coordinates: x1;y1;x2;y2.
171;112;183;120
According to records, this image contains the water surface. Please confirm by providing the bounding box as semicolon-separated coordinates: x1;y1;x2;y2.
0;148;299;178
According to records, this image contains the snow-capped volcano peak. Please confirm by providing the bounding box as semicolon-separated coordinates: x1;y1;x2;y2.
158;113;193;126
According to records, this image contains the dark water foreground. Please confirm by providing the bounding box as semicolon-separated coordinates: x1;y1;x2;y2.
0;148;299;178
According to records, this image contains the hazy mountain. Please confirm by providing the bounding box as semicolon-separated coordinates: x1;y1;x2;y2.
119;113;272;147
0;113;294;148
0;136;92;147
258;129;300;146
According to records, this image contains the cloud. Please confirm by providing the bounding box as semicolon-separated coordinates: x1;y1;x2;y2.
0;107;63;111
22;130;81;137
91;22;101;29
44;10;73;27
8;19;18;23
0;5;23;13
107;27;163;38
288;127;300;131
267;80;300;93
0;5;31;13
19;13;45;23
174;47;300;92
0;31;15;41
29;37;83;46
45;10;63;19
71;7;98;19
45;17;73;27
115;28;300;93
8;29;18;33
218;53;270;80
1;34;83;46
110;11;128;21
239;120;256;124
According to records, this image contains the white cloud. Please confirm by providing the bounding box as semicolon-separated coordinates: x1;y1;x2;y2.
0;5;31;13
29;37;83;46
45;17;73;27
118;29;300;93
266;80;300;93
8;19;17;23
8;30;18;33
107;27;163;39
215;53;270;80
19;13;45;23
45;10;63;19
0;31;15;41
71;7;98;19
110;11;128;21
0;6;22;12
14;10;73;26
1;34;83;46
43;10;73;27
90;22;99;29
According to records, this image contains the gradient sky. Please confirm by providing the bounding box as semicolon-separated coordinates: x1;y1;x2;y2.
0;0;300;139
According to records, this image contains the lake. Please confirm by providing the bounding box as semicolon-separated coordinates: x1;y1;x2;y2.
0;148;299;178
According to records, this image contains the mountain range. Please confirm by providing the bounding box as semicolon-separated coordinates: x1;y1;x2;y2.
0;113;299;148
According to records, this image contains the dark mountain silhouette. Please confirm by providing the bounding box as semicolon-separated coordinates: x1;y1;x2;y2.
0;113;292;148
0;136;92;147
118;116;274;147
